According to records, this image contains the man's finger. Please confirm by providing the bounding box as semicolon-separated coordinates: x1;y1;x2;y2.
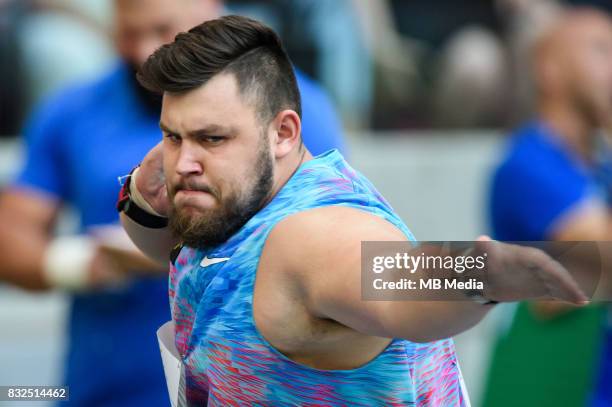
538;255;589;305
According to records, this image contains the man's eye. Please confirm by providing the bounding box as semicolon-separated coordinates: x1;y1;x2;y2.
204;136;225;145
165;133;180;143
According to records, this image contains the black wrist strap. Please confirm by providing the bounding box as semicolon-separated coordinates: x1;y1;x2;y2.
123;199;169;229
117;166;168;229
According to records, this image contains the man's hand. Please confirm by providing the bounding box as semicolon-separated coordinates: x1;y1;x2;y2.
476;236;589;305
41;226;167;291
89;225;167;285
134;142;170;216
88;245;166;288
87;247;130;288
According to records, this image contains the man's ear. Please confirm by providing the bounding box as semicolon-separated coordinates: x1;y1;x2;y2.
271;110;301;159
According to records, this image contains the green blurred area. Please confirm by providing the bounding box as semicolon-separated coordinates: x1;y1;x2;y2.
483;302;605;407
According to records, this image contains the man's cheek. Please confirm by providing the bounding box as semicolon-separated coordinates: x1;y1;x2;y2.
162;158;173;177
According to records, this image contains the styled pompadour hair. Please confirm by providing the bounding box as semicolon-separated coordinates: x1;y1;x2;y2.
137;15;302;125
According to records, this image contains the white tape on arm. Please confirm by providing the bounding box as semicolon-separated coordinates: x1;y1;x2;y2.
43;236;96;291
130;167;164;217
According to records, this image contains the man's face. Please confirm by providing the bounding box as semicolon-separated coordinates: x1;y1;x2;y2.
563;14;612;126
160;73;274;248
114;0;221;68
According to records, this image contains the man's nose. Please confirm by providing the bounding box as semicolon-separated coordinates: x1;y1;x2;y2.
175;144;203;176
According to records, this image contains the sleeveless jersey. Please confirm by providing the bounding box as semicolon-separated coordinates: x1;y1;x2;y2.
169;149;468;406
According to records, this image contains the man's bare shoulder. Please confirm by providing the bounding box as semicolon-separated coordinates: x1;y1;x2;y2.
264;206;408;274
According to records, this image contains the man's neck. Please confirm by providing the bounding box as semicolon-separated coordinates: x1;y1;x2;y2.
539;99;596;161
269;148;313;200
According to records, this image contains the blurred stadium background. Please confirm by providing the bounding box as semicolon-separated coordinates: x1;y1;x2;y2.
1;0;609;406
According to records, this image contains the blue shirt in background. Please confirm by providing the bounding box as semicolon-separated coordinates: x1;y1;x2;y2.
12;62;346;406
490;121;604;241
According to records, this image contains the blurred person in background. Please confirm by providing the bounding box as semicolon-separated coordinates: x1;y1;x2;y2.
351;0;508;129
0;0;112;137
0;0;345;405
499;0;612;125
487;7;612;406
499;0;563;126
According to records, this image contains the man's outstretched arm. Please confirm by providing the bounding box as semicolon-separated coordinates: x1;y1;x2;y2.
271;206;587;343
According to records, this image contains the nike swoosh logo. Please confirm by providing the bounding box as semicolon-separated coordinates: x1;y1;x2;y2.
200;256;231;267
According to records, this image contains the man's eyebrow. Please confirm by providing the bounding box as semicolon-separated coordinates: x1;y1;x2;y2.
159;121;176;134
187;124;236;137
158;122;236;137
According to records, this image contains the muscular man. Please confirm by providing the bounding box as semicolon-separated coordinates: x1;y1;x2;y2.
122;15;587;405
0;0;345;405
488;8;612;407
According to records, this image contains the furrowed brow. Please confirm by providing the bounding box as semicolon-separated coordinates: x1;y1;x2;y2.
187;125;236;138
159;121;177;135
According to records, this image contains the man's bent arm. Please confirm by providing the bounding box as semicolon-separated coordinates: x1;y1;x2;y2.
120;212;177;266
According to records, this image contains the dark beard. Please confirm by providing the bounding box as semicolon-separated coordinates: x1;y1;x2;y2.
126;62;162;116
168;142;274;249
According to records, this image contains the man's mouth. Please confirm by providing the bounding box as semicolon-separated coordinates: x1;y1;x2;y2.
173;187;218;210
173;182;216;196
176;189;212;196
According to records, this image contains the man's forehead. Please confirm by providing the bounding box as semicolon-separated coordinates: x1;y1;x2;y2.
160;73;258;130
163;73;242;108
535;11;612;62
555;11;612;43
